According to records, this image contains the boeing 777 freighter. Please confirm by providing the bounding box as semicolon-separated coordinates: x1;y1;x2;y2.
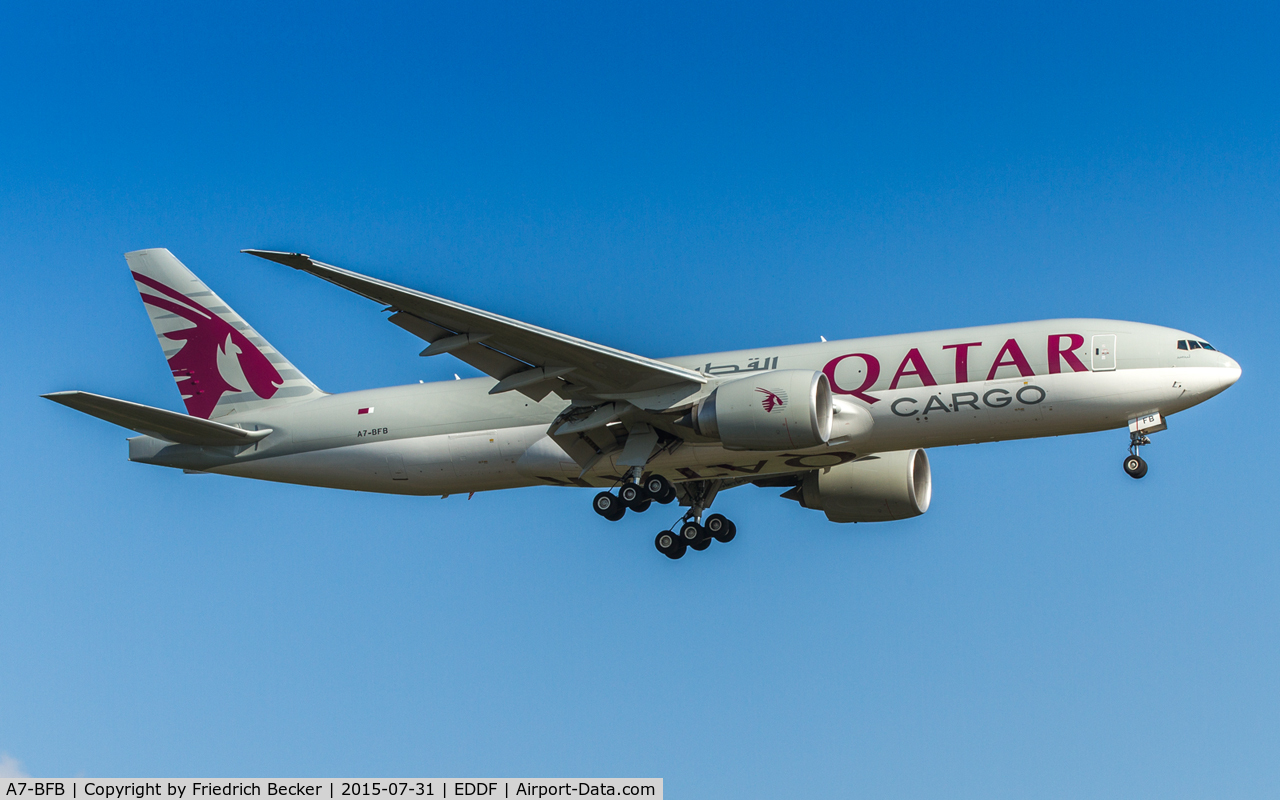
45;249;1241;557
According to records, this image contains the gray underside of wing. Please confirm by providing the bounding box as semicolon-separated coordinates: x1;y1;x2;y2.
243;250;706;401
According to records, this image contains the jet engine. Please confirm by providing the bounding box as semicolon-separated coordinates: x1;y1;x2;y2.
794;449;931;522
690;369;833;450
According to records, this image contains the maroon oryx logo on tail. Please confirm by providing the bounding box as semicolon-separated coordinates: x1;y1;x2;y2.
132;272;282;418
756;387;787;412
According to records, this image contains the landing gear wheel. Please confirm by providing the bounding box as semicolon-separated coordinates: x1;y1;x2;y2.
619;483;646;507
644;475;676;504
593;491;626;521
631;499;652;513
655;530;686;559
1123;455;1148;479
705;514;736;543
679;520;712;550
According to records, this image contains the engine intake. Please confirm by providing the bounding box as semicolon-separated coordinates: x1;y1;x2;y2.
692;369;833;451
797;449;931;522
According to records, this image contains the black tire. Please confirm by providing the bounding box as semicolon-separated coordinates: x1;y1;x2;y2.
655;530;686;559
705;514;737;543
593;491;626;521
690;536;712;551
632;499;652;513
679;521;703;544
1123;455;1148;479
619;483;647;507
644;475;675;504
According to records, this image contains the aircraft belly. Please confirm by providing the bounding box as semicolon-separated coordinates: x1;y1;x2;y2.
211;428;549;495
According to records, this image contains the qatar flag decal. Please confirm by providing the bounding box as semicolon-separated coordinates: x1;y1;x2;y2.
357;407;375;415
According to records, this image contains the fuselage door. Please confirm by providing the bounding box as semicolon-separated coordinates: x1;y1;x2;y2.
1092;334;1116;372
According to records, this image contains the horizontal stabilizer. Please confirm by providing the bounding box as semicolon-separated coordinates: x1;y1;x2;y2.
42;391;272;446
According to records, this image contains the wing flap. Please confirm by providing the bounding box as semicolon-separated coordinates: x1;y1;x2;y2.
43;391;271;446
388;311;530;382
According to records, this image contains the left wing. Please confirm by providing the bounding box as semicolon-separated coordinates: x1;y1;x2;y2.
243;250;705;403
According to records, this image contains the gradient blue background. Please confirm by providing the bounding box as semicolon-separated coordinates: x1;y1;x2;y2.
2;2;1277;796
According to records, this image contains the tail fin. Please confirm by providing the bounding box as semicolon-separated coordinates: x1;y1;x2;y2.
126;248;323;419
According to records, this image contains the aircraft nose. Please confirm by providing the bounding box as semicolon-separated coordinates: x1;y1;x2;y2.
1220;357;1242;390
1200;351;1242;396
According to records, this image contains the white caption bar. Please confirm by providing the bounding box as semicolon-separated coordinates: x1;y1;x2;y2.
1;781;661;800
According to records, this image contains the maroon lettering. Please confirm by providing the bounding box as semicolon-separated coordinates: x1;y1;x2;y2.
985;338;1035;380
888;348;938;390
1048;333;1088;374
823;353;881;404
942;341;982;384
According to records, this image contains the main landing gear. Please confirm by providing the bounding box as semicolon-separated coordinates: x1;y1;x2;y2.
1124;430;1150;479
654;480;736;560
592;474;676;522
655;513;738;560
593;475;738;559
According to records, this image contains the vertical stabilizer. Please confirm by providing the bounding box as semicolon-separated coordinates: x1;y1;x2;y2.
126;248;323;419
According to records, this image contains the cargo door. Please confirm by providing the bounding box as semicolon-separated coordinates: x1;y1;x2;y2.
1091;334;1116;372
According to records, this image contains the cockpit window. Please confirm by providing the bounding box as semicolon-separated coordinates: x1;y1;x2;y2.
1188;340;1202;350
1177;340;1189;350
1199;341;1216;351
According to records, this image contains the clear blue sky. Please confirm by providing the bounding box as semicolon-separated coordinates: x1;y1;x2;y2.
2;2;1278;796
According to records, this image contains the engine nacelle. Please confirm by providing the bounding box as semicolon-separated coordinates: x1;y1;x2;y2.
798;449;931;522
693;369;833;451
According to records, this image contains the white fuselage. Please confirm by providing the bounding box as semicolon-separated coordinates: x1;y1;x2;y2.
128;318;1241;494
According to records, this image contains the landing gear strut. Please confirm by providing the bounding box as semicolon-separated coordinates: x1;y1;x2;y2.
1124;430;1150;479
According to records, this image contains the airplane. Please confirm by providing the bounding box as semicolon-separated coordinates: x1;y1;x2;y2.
45;248;1242;558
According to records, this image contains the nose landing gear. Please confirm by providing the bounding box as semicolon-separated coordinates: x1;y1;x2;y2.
1122;413;1166;479
1123;430;1151;479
